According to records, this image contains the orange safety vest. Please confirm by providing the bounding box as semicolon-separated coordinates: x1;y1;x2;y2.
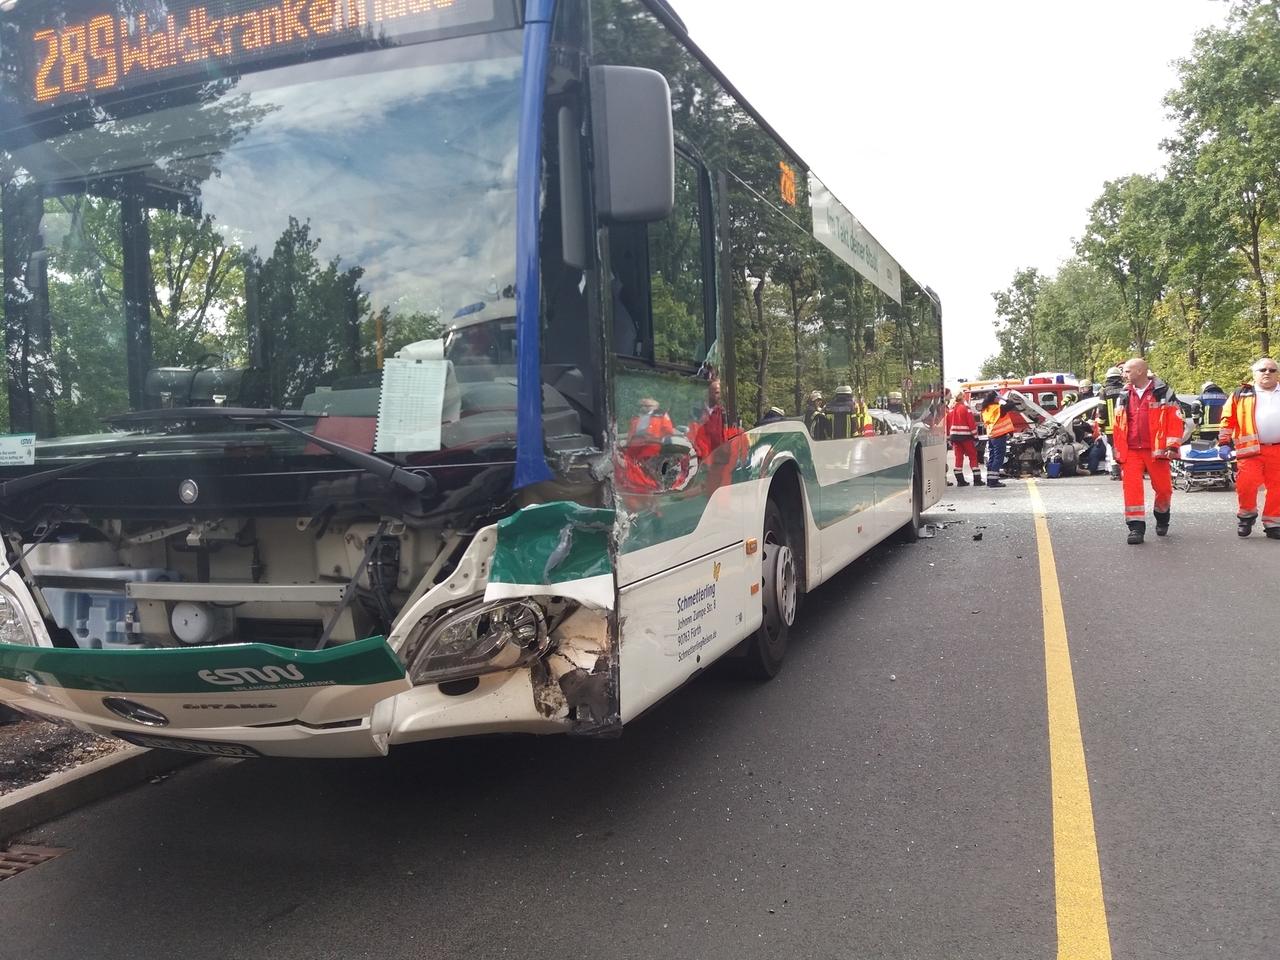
981;403;1016;438
1112;378;1184;462
1218;384;1269;458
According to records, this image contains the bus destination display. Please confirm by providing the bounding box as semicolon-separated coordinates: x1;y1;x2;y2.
28;0;498;107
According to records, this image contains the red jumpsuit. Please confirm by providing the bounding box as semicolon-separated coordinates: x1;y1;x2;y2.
1112;379;1183;524
945;403;979;473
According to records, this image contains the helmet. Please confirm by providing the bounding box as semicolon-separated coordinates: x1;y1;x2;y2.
808;390;823;403
1078;379;1093;392
1105;366;1122;380
1201;381;1223;394
835;385;853;397
766;405;785;417
888;390;904;401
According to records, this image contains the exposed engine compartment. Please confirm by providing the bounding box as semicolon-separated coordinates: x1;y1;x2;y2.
24;516;451;651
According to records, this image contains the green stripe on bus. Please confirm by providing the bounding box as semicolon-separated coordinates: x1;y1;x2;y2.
489;501;616;586
619;427;920;553
0;635;405;693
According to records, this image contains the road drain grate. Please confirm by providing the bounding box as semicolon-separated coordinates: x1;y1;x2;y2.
0;844;68;881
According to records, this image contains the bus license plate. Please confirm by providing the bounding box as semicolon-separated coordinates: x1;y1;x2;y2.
113;732;261;758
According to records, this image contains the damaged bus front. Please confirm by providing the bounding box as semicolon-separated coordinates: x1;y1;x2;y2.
0;0;634;757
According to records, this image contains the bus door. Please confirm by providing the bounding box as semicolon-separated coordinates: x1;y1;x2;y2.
609;150;752;721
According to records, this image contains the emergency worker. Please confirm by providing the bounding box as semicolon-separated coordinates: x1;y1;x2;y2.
805;390;831;440
827;386;857;439
1113;358;1184;544
1094;366;1125;478
620;398;677;492
758;405;786;425
1218;358;1280;539
886;391;906;415
980;391;1018;488
688;378;726;460
946;396;981;486
1198;381;1228;441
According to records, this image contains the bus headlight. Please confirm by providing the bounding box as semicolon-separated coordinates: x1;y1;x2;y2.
0;585;37;646
404;599;551;686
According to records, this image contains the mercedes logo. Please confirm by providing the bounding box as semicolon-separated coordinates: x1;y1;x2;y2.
179;479;199;504
103;697;170;727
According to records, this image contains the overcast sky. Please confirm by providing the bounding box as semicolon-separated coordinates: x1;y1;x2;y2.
672;0;1230;384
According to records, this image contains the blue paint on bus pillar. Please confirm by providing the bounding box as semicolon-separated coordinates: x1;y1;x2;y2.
513;0;557;489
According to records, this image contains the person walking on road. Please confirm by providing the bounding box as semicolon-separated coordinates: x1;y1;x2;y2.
980;390;1018;488
1113;358;1185;544
946;396;981;486
1218;358;1280;539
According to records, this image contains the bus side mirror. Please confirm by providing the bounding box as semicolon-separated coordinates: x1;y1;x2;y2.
589;65;674;223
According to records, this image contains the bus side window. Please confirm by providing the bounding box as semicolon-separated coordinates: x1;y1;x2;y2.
647;152;711;369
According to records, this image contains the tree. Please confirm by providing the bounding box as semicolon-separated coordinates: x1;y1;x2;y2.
1165;0;1280;353
1078;174;1172;357
987;267;1044;376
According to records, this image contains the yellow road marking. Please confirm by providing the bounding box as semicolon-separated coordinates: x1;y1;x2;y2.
1027;481;1112;960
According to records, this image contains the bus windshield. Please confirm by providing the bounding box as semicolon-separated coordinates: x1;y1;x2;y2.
0;26;553;461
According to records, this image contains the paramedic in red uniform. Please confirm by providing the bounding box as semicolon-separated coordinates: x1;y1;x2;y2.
1113;358;1185;544
1218;358;1280;539
945;396;981;486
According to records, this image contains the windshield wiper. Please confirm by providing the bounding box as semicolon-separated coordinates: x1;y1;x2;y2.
262;418;432;496
0;452;139;503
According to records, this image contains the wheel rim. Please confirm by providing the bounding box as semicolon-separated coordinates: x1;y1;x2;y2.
775;544;797;627
762;534;798;642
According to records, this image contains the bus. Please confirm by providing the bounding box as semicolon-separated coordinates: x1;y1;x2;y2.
0;0;944;758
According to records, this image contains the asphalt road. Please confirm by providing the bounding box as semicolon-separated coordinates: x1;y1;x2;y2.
2;475;1277;960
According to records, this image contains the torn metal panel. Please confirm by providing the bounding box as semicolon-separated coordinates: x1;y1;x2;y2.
484;501;617;609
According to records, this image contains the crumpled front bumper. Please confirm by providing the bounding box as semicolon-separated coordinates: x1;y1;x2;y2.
0;636;413;758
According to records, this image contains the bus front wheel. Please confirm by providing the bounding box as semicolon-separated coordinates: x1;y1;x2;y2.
741;501;797;680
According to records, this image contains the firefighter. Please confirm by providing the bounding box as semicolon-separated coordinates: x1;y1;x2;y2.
1218;358;1280;539
1094;366;1125;478
980;390;1018;488
805;390;832;440
827;385;856;439
1113;358;1185;544
945;396;981;486
1198;380;1228;441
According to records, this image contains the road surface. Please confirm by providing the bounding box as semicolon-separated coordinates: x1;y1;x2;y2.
2;476;1276;960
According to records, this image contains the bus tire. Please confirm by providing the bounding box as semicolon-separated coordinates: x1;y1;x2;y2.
897;454;923;543
740;500;798;680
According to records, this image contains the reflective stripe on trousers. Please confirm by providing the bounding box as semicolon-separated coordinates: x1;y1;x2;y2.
1236;444;1280;528
953;439;979;468
1121;449;1173;519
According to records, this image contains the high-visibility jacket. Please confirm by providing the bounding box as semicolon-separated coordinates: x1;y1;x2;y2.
1218;384;1268;458
981;402;1017;438
945;403;977;439
1096;386;1123;435
1112;378;1183;462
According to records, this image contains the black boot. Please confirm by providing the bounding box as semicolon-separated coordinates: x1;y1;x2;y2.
955;471;969;487
1238;514;1256;538
1126;521;1146;545
1154;510;1170;537
1266;528;1280;540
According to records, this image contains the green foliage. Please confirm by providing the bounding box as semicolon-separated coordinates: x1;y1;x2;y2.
983;0;1280;391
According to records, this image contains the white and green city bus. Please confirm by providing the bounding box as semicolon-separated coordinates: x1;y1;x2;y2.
0;0;944;758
